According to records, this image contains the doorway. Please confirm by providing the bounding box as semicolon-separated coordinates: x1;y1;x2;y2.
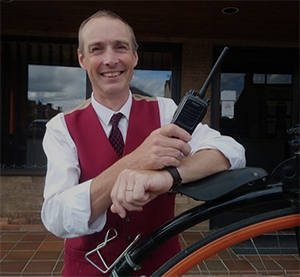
212;47;299;174
210;46;299;229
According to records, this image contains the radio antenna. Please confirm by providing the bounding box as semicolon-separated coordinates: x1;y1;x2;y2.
198;46;229;99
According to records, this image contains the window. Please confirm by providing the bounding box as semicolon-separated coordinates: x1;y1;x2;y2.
26;65;86;167
0;39;181;174
253;74;292;85
220;72;293;146
220;73;292;106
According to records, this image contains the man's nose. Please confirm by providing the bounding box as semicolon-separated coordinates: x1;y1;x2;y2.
103;48;118;66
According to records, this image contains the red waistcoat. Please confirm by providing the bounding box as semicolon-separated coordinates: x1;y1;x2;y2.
63;95;180;277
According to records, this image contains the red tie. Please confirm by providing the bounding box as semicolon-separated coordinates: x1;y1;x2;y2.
109;113;124;158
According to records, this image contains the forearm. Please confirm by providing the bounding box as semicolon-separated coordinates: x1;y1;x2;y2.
109;149;230;218
177;149;230;184
89;160;127;223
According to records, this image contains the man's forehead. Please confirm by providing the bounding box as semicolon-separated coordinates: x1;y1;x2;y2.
83;16;128;34
82;17;130;41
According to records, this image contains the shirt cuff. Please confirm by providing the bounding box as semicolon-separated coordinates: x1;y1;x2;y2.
64;179;107;236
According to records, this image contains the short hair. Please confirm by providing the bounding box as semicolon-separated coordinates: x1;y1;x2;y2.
78;10;138;54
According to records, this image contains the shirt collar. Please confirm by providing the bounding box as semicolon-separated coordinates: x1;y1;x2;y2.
91;91;132;126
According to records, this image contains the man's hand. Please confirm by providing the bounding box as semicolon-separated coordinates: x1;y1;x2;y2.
124;124;192;170
110;124;191;218
110;169;173;218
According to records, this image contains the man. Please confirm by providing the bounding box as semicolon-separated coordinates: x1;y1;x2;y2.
41;10;245;276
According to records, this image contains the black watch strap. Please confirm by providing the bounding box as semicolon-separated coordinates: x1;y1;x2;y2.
164;166;182;191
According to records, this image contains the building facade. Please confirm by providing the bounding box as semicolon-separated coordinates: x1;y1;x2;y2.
0;1;299;230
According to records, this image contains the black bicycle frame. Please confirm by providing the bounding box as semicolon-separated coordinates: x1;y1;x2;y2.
111;184;298;277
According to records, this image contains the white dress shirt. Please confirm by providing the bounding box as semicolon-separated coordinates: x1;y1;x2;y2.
41;92;246;238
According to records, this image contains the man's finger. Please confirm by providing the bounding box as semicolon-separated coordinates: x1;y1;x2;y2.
165;124;191;142
110;203;127;218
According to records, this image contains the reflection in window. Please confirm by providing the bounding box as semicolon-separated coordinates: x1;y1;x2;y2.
131;70;172;97
27;65;86;167
267;74;292;84
253;74;265;84
28;65;86;113
221;73;245;101
253;74;292;84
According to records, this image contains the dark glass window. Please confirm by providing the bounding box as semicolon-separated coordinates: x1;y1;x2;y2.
220;72;293;141
216;48;296;174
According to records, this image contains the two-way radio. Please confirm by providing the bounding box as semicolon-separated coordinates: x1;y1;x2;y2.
171;46;229;134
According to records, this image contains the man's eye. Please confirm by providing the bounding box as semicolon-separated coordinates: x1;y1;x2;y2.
117;45;128;51
90;47;103;54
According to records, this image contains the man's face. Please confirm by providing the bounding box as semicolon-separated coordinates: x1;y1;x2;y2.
78;17;138;101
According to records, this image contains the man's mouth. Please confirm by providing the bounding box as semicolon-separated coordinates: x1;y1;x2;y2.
101;71;123;78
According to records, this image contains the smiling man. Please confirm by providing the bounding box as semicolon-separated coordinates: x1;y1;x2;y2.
77;13;138;111
41;10;246;277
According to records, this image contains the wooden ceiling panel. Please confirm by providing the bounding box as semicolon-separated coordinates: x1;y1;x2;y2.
1;1;299;42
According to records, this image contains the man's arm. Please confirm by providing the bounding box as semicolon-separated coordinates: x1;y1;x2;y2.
110;149;230;218
178;148;230;183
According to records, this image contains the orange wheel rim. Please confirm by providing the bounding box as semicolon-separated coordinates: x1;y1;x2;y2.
162;214;300;277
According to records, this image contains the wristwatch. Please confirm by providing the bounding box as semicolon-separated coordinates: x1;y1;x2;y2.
164;166;182;191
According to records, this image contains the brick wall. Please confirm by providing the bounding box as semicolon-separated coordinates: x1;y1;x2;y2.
0;176;46;231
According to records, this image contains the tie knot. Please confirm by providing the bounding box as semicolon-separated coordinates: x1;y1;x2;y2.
110;113;123;127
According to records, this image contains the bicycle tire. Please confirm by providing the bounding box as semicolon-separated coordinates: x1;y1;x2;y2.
152;206;299;277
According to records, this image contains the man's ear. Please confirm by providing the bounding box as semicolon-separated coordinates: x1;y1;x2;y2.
77;49;86;69
133;52;139;67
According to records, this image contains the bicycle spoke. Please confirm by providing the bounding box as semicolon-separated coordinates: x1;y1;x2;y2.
224;246;243;277
249;237;270;276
